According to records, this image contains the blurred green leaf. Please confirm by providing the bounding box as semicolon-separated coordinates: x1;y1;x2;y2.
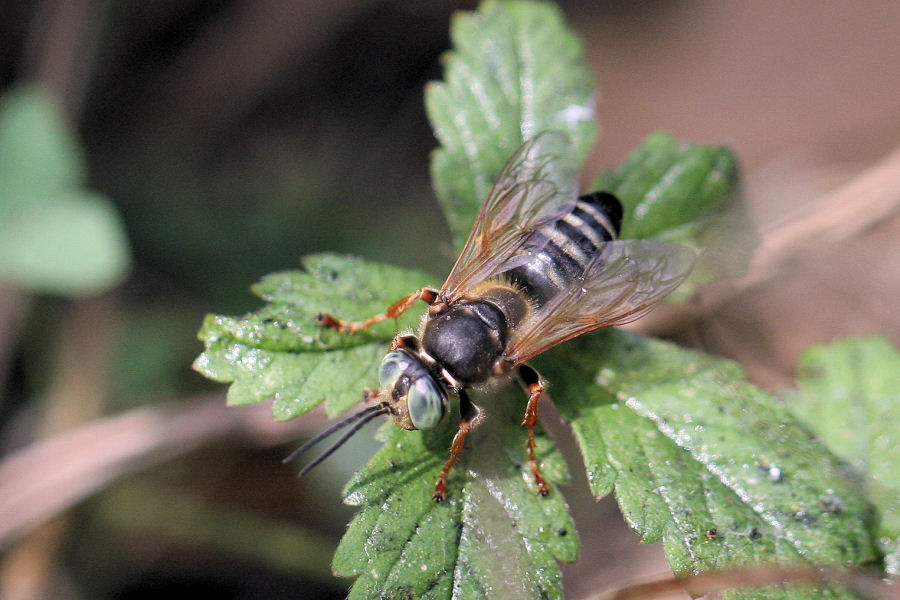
0;191;131;296
538;329;874;599
594;132;758;288
426;0;596;247
792;336;900;577
0;84;85;208
194;254;433;419
0;84;131;296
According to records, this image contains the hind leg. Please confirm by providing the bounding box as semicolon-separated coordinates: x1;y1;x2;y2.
518;365;549;497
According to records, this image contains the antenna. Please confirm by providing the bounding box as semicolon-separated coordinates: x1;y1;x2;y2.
283;402;390;476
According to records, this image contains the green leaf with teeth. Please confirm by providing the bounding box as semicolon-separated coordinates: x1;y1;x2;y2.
427;0;596;250
193;254;433;419
538;328;874;599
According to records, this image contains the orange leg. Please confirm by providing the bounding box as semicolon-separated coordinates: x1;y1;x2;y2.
433;390;477;502
519;365;549;497
433;420;472;503
317;287;439;334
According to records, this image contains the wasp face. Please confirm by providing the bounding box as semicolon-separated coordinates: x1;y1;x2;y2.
379;349;448;431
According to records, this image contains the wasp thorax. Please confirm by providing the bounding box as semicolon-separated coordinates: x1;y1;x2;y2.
379;350;448;431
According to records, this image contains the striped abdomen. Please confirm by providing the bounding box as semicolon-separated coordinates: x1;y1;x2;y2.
502;191;623;306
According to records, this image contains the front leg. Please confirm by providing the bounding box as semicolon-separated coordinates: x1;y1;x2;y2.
317;287;439;334
433;389;479;502
518;364;549;497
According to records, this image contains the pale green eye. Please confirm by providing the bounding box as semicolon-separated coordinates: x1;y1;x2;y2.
379;351;410;388
407;377;446;430
380;350;447;430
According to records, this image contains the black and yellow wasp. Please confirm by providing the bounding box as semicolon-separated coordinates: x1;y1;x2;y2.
288;131;696;501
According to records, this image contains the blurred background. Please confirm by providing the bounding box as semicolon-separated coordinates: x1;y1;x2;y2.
0;1;898;598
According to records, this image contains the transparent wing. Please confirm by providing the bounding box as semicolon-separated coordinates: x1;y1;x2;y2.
503;240;697;365
440;131;577;302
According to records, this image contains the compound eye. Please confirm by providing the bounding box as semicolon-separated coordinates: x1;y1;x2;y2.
379;351;410;388
406;376;447;430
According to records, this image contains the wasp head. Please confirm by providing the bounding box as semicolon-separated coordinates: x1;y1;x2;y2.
283;345;449;478
378;349;448;431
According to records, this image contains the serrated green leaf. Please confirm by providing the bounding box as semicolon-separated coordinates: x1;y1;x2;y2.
334;382;576;600
594;132;757;289
538;329;875;599
792;336;900;577
427;0;596;247
193;254;434;420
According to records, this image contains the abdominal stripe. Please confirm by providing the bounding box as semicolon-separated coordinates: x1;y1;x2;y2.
503;194;620;304
572;198;617;241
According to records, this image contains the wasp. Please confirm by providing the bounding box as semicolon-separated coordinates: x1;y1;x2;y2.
286;131;696;502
